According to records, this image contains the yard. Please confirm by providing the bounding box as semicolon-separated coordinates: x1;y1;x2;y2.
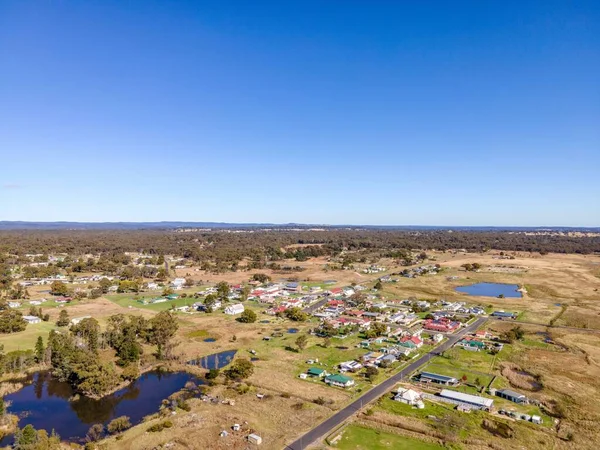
332;424;444;450
0;320;57;352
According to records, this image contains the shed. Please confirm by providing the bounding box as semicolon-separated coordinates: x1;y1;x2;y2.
248;433;262;444
439;389;494;410
495;388;528;404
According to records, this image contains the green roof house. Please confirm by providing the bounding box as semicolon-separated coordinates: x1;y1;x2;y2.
325;374;355;388
307;367;327;378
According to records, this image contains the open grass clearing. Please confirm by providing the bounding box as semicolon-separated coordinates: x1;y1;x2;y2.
332;424;444;450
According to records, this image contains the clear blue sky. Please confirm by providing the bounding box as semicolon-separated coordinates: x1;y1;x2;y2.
1;1;599;226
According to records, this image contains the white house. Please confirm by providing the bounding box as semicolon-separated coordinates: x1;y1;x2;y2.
394;388;424;407
171;278;186;290
224;303;245;315
23;315;41;324
8;301;21;308
147;282;160;290
339;360;363;372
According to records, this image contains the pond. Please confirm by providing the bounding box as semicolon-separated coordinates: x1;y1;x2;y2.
455;282;522;298
187;350;237;369
203;337;216;342
287;328;299;334
0;370;200;445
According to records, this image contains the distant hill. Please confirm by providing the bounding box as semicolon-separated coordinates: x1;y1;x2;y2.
0;221;598;232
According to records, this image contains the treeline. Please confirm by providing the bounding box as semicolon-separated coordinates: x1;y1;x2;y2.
0;229;599;262
0;312;179;396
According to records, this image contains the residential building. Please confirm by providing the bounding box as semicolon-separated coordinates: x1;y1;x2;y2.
306;367;328;378
224;303;245;315
394;388;424;407
325;374;355;388
23;315;41;324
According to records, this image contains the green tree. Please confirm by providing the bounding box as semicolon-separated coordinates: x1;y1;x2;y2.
238;309;257;323
284;307;308;322
14;424;38;449
71;318;100;353
205;368;220;380
240;285;251;302
364;366;379;381
216;282;230;301
295;334;308;351
56;309;70;327
224;358;254;380
374;280;383;290
50;281;68;296
0;310;27;334
107;416;132;434
35;336;45;363
98;278;112;294
203;294;217;312
147;311;178;359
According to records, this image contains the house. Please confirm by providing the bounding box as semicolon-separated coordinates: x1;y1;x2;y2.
285;282;301;292
494;388;528;404
306;367;328;378
70;316;92;326
491;311;517;319
247;433;262;445
531;415;542;425
423;318;460;333
456;339;486;351
224;303;245;315
418;372;458;386
400;336;423;348
171;278;186;289
29;300;43;306
147;282;160;290
439;389;494;411
380;354;397;366
394;388;423;407
23;315;41;324
339;361;363;372
362;352;384;364
432;333;444;343
474;330;489;339
8;301;21;308
325;374;355;388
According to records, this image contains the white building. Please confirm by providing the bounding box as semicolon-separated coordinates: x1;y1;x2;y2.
171;278;186;290
23;315;41;324
224;303;245;315
394;388;424;407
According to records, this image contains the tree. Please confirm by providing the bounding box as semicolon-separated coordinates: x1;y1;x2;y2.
238;309;257;323
50;281;68;296
71;318;100;353
147;311;178;359
251;273;271;284
35;336;45;363
240;285;251;302
98;278;112;294
56;309;70;327
206;368;220;379
374;280;383;290
184;277;194;287
284;307;308;322
295;334;308;351
216;282;230;301
0;310;27;334
364;322;387;339
86;424;104;442
107;416;132;434
14;424;38;449
203;294;217;312
364;366;379;381
224;358;254;380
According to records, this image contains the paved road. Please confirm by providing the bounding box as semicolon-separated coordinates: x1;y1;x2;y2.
284;316;488;450
303;297;329;314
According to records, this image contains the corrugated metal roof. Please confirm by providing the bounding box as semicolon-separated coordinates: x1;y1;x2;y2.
420;372;457;382
497;389;526;399
440;389;494;408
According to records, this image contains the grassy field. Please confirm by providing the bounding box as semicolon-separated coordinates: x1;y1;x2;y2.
332;425;444;450
0;321;57;352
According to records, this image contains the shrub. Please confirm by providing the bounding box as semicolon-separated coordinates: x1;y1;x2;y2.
107;416;131;434
147;420;173;433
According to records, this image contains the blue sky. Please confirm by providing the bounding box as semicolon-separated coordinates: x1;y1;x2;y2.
1;1;599;226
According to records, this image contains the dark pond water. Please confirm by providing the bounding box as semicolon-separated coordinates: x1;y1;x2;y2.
203;337;216;342
1;370;199;445
455;282;522;298
188;350;237;369
287;328;299;334
250;357;259;362
260;320;271;324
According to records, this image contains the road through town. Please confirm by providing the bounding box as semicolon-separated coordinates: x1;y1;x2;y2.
284;316;488;450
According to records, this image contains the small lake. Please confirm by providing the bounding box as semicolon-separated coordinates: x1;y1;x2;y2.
287;328;299;334
203;338;216;342
1;370;199;444
188;350;237;369
455;282;522;298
